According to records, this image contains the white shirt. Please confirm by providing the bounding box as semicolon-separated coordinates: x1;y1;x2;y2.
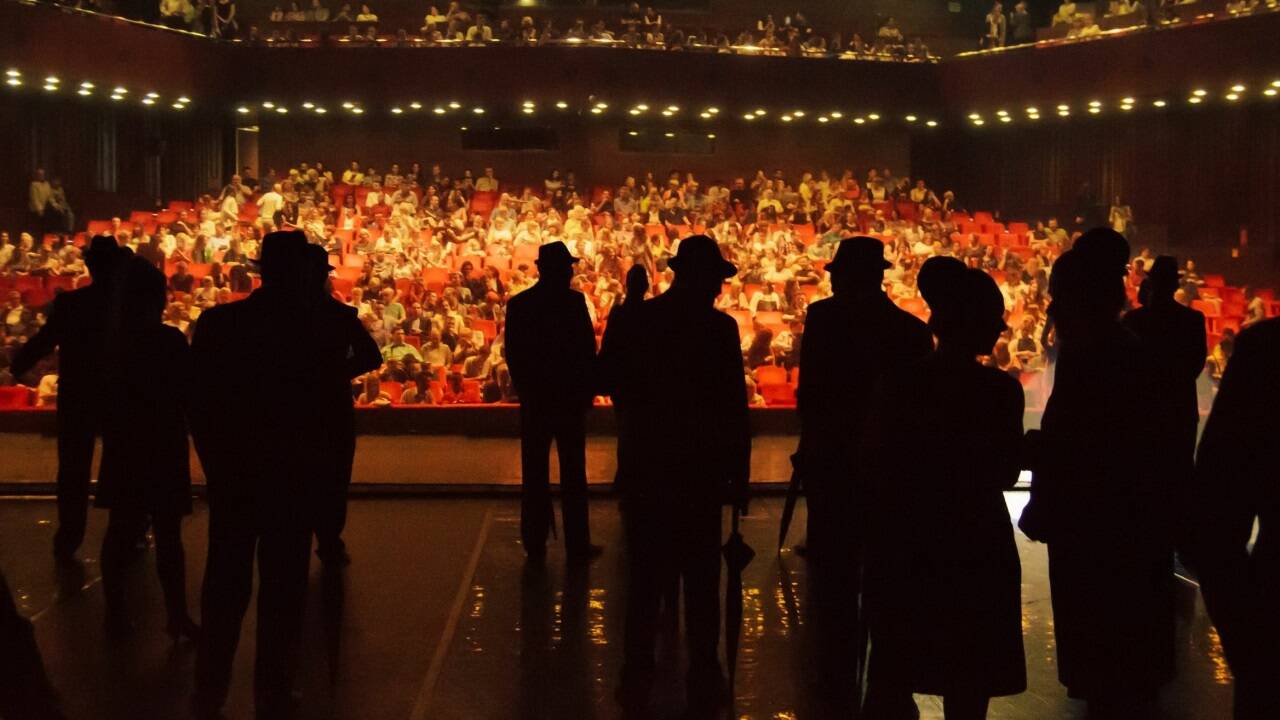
258;191;284;219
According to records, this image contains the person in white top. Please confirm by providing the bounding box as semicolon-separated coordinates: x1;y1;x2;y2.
475;167;499;192
257;184;285;221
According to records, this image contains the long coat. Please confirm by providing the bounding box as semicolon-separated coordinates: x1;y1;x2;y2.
96;323;193;515
863;353;1027;697
1025;324;1176;699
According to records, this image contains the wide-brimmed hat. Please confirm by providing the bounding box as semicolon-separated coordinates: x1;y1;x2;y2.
304;243;336;273
667;234;737;279
535;241;580;268
825;236;890;273
252;229;310;272
83;235;120;266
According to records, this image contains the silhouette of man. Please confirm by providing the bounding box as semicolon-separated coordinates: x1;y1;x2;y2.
303;245;381;568
1122;255;1205;489
1192;316;1280;720
11;236;124;562
1020;230;1176;717
0;566;64;719
797;237;932;716
503;241;599;563
597;265;650;497
191;231;360;718
607;235;750;716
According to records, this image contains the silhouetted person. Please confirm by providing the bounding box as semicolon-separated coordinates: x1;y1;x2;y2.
11;236;123;562
598;264;650;497
98;255;199;641
797;237;933;563
1020;229;1176;717
1123;255;1205;508
503;241;599;563
304;245;381;567
191;231;355;718
1191;316;1280;720
862;257;1026;720
607;235;750;716
0;566;64;719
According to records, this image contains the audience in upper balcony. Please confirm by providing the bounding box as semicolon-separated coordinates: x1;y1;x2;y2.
354;2;375;22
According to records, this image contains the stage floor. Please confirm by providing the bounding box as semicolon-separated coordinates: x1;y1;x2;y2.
0;494;1234;720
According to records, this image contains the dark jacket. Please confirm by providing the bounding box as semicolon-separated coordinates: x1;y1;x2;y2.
503;281;596;410
12;284;114;406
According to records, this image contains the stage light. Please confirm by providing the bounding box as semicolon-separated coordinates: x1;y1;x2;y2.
1226;93;1240;101
472;107;484;114
391;107;404;114
867;113;880;121
853;117;866;125
1231;84;1245;93
1193;89;1207;97
817;116;829;123
236;106;250;114
904;115;917;122
555;101;568;109
1153;99;1167;107
448;101;461;109
829;111;843;119
433;107;445;114
926;120;938;127
410;102;422;110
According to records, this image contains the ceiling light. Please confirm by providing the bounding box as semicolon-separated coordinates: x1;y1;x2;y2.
110;94;123;101
635;104;649;111
594;102;608;109
276;106;288;113
590;107;603;114
341;101;354;109
1189;96;1203;104
45;76;59;84
113;86;128;95
706;133;716;139
666;105;679;112
926;120;938;127
1025;106;1038;114
352;107;364;114
627;131;638;136
1057;104;1070;111
663;132;674;138
753;108;766;116
5;78;21;87
905;115;917;122
314;107;327;114
1231;84;1245;93
4;69;18;77
968;112;981;120
1265;88;1278;97
391;107;403;114
172;102;185;109
817;116;829;123
1120;97;1134;105
79;81;94;89
77;88;91;96
996;109;1009;117
1193;89;1207;97
628;109;641;115
410;102;422;110
1088;107;1101;114
1000;116;1013;123
433;107;445;114
1121;104;1134;111
829;111;843;119
973;118;985;126
1058;109;1070;116
707;106;720;114
1226;93;1240;101
236;106;249;114
742;113;756;121
791;110;804;117
555;101;568;109
853;117;866;125
142;97;155;105
263;101;276;109
472;107;484;114
781;115;793;122
177;96;190;104
867;113;880;121
660;110;672;117
448;101;461;109
1088;100;1101;107
146;91;159;99
43;84;57;91
699;112;712;119
522;107;534;114
522;100;535;108
301;101;314;109
1153;99;1167;107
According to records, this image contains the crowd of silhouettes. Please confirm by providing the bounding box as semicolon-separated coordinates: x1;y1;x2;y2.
0;226;1278;719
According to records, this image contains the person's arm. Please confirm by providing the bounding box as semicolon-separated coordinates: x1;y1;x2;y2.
11;298;63;378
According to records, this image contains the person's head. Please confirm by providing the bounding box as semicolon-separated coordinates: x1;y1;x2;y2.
624;264;649;301
919;256;1005;356
256;230;309;288
121;255;168;326
667;235;737;303
826;236;890;296
1145;255;1180;301
392;327;405;344
1048;247;1125;342
33;168;45;181
534;241;579;286
84;235;121;280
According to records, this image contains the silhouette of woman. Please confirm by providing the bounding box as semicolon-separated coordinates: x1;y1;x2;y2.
862;256;1026;719
98;256;199;640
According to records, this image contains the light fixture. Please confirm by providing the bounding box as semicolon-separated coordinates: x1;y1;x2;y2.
1088;100;1101;108
1226;93;1240;101
433;107;445;114
753;108;766;116
706;106;720;114
341;101;353;109
905;115;917;122
314;107;327;114
699;111;712;119
1025;106;1038;114
263;101;276;109
867;113;880;121
829;111;843;119
177;96;190;104
1193;89;1207;97
522;107;534;114
635;103;649;111
742;113;756;121
1000;116;1012;123
352;107;364;114
522;100;535;108
1153;99;1167;107
555;101;568;109
110;94;124;101
1057;104;1069;111
1265;88;1278;97
707;133;716;139
853;117;866;125
590;107;603;114
472;107;484;114
973;118;985;126
660;110;672;117
391;107;404;114
996;109;1009;117
1121;104;1134;112
817;116;830;123
663;132;674;138
5;78;21;87
77;88;91;96
1058;108;1070;116
42;83;57;92
79;81;94;89
113;86;128;95
142;97;155;105
1189;96;1203;104
1121;97;1135;104
1088;107;1101;115
666;105;679;112
925;120;938;127
45;76;59;84
236;106;250;114
448;101;461;109
1231;84;1245;93
410;101;422;110
594;101;608;110
628;108;641;115
276;106;288;113
627;130;638;136
781;115;793;122
4;69;19;77
145;91;159;99
171;102;185;110
968;112;981;120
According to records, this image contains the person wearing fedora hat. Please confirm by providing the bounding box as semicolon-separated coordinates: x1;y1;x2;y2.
12;235;126;562
606;234;750;714
504;241;600;564
190;229;374;717
792;235;932;715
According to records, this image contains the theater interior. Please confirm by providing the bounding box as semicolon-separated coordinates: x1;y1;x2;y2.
0;0;1277;718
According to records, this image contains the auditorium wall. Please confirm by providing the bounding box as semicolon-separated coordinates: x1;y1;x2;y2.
255;117;913;191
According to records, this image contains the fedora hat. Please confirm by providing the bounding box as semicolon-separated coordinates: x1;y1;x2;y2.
304;242;337;273
535;241;580;268
825;236;890;273
252;229;310;272
667;234;737;279
83;235;120;266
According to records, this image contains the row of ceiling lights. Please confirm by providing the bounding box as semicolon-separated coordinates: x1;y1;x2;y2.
967;81;1280;125
5;69;191;110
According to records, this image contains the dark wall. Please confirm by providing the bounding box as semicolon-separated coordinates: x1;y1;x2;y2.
256;115;912;189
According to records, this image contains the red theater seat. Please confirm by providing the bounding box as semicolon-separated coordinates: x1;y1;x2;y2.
128;210;153;226
760;383;796;407
382;381;404;403
470;191;498;215
1203;274;1226;288
46;276;75;293
87;220;112;236
168;200;194;212
0;386;32;408
756;365;787;385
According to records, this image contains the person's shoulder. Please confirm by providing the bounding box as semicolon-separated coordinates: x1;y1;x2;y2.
1236;316;1280;352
